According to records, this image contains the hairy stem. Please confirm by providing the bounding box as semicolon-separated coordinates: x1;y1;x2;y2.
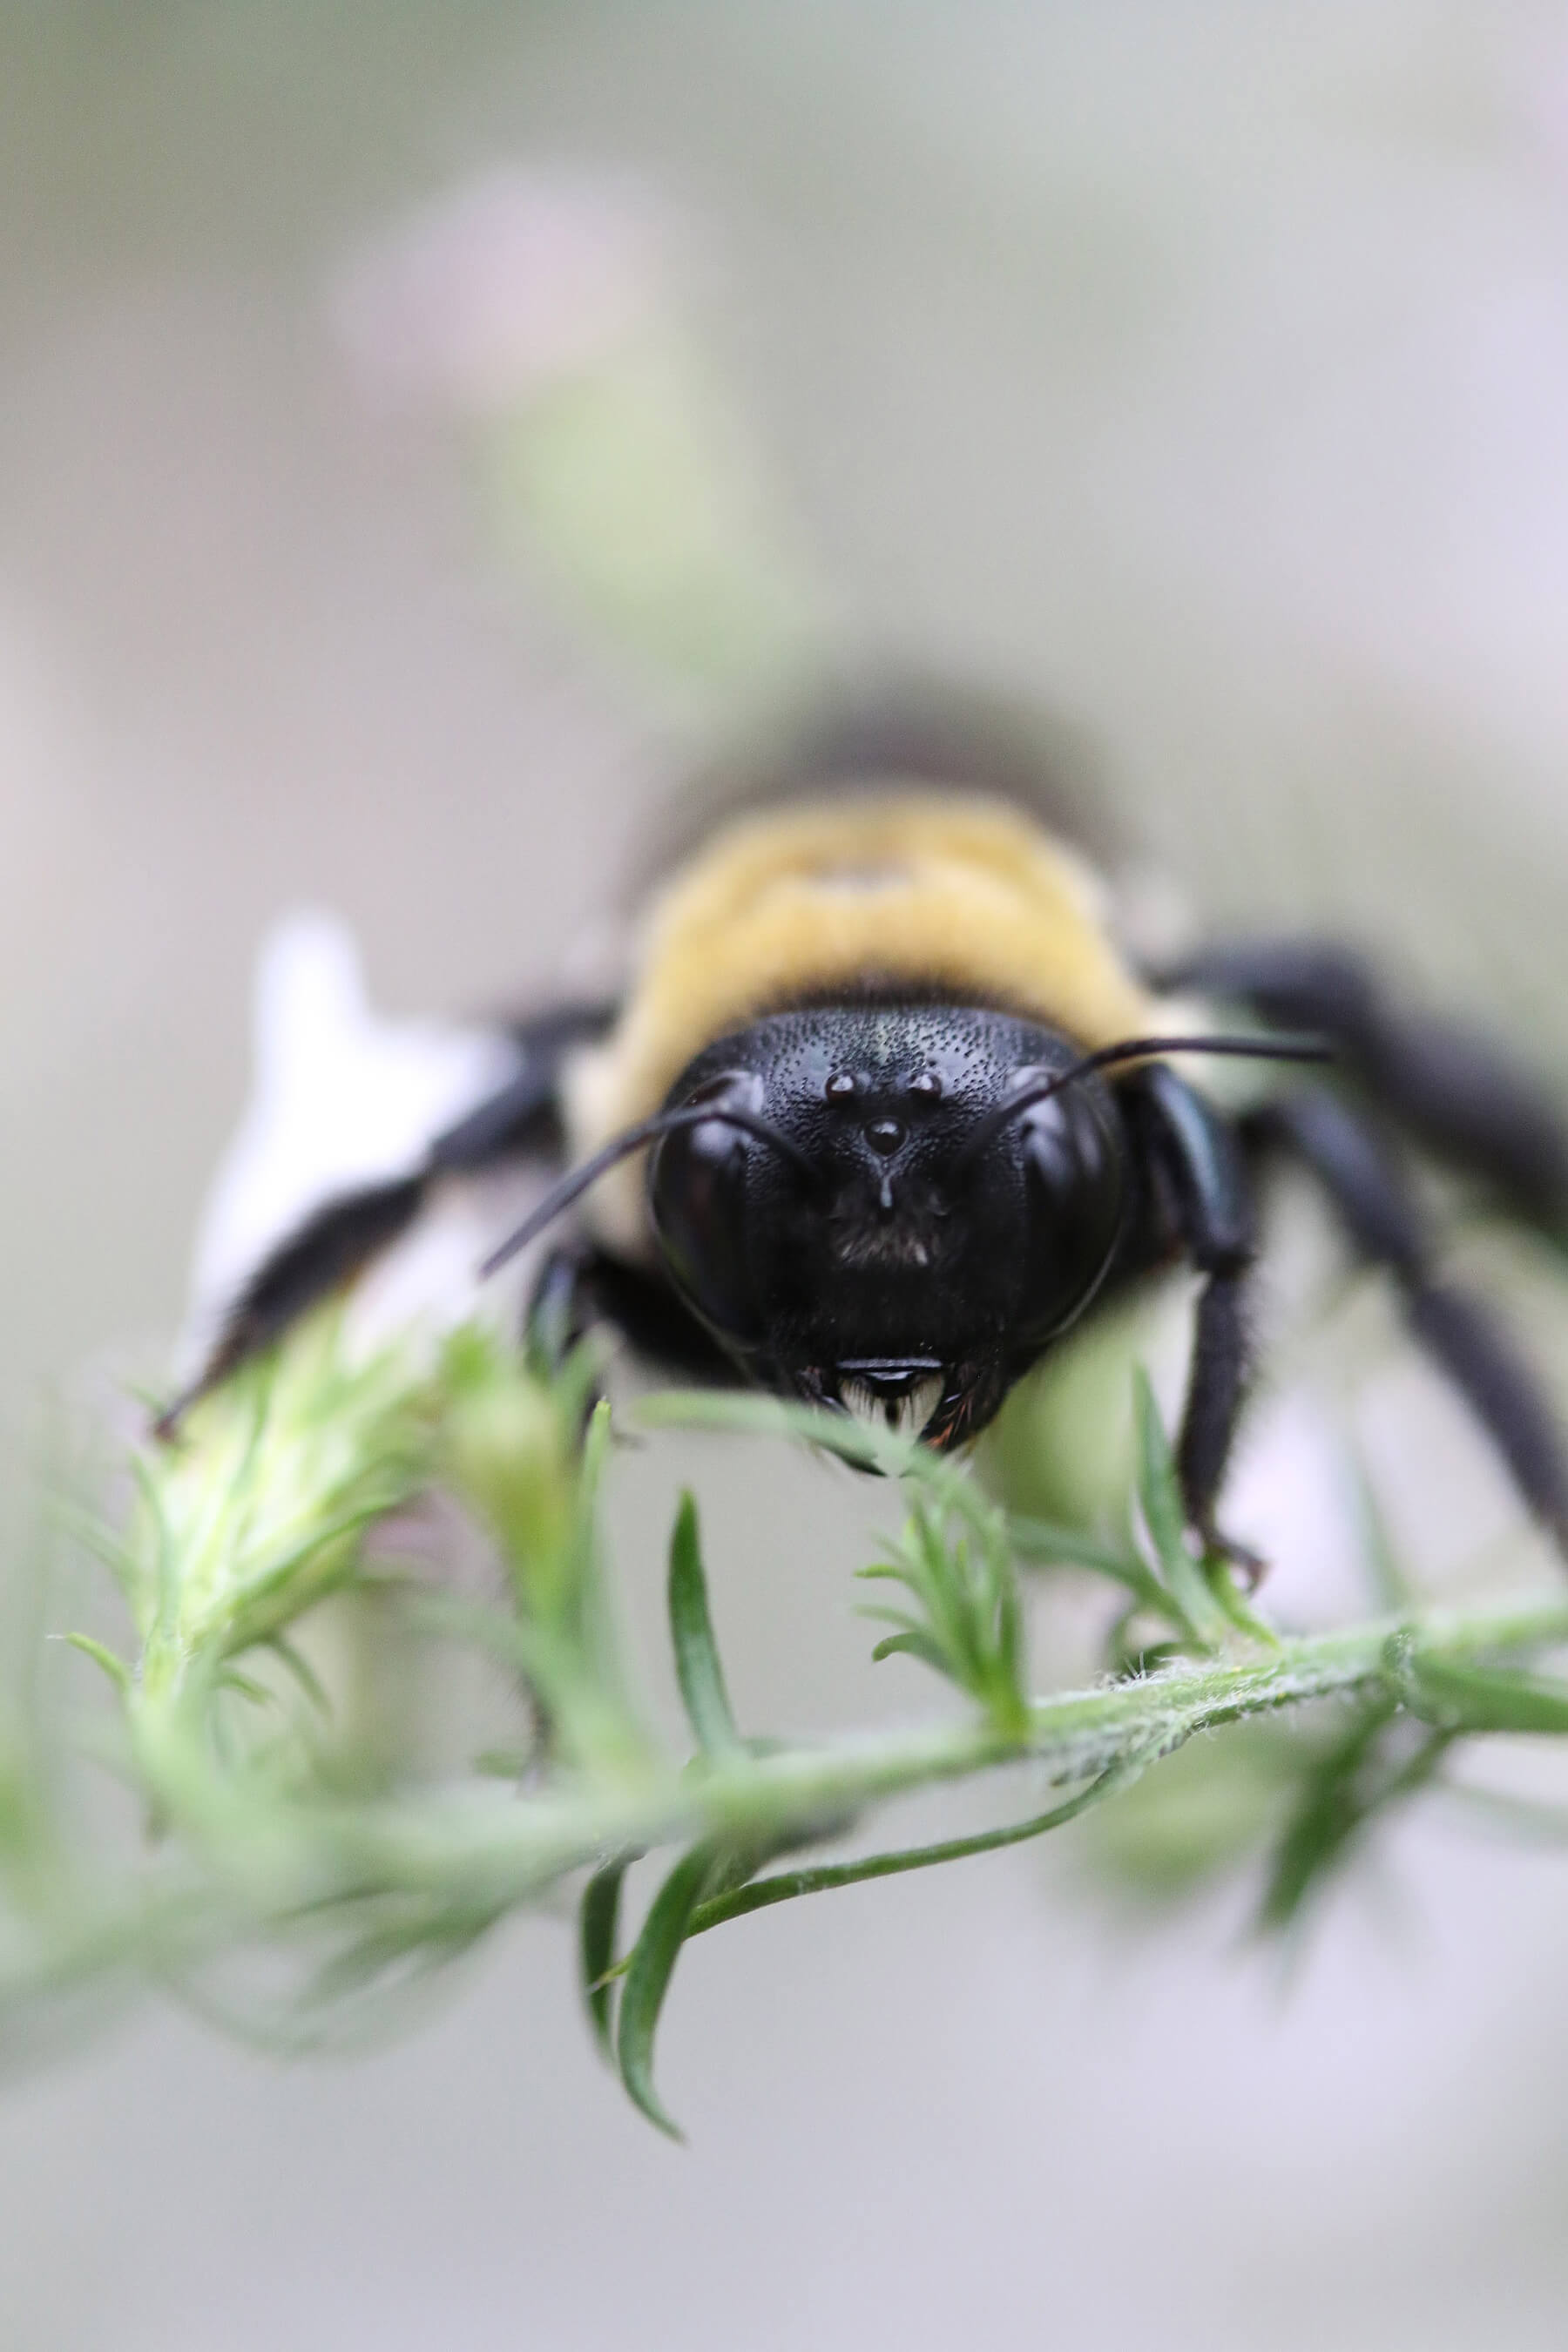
130;1589;1568;1931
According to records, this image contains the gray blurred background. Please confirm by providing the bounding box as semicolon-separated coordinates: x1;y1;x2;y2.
7;4;1568;2346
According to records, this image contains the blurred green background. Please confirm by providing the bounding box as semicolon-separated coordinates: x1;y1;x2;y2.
7;5;1568;2346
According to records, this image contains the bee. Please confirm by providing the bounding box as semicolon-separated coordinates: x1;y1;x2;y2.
158;693;1568;1574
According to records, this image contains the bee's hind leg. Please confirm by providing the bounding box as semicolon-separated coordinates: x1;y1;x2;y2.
1166;939;1568;1230
1259;1087;1568;1558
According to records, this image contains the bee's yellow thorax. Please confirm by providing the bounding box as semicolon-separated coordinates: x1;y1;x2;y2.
563;794;1155;1252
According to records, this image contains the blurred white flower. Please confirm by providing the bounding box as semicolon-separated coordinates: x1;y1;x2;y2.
183;909;528;1374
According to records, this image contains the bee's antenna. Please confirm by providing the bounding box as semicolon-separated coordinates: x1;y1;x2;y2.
479;1101;815;1280
956;1032;1334;1172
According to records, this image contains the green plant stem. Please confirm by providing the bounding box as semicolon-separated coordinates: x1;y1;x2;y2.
121;1589;1568;1935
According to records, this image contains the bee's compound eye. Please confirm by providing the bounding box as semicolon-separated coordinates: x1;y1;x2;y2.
648;1077;765;1346
1012;1078;1125;1344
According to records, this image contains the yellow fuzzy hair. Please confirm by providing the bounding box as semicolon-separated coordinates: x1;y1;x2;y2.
563;793;1157;1254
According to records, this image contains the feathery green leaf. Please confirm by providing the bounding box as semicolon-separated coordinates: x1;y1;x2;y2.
616;1843;715;2139
667;1493;740;1757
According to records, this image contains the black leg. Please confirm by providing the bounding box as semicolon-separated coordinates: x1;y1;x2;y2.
1179;1267;1257;1570
1165;938;1568;1227
1263;1088;1568;1549
1127;1064;1261;1571
157;1003;616;1430
429;1003;616;1174
524;1241;744;1387
153;1177;426;1435
524;1245;600;1376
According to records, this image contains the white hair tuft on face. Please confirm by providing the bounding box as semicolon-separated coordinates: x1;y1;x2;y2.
837;1375;945;1443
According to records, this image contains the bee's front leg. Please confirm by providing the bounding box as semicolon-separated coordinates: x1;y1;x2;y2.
1123;1063;1263;1580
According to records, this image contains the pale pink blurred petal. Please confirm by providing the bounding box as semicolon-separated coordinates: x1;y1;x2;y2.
331;166;675;414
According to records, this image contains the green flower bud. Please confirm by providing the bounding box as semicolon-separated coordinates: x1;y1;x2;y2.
441;1332;579;1619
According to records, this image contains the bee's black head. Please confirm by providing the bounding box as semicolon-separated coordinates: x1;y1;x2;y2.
647;1004;1129;1446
